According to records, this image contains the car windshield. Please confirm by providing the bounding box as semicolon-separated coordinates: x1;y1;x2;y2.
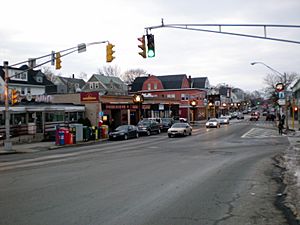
220;117;227;119
138;120;150;125
172;123;187;128
162;118;171;122
209;119;218;122
115;125;128;131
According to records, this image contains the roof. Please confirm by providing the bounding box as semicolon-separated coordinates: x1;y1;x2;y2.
58;76;86;88
131;74;188;92
157;74;187;89
93;74;124;85
191;77;208;89
0;65;54;86
130;76;148;92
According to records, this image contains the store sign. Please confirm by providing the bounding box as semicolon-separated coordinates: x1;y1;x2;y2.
105;104;151;110
35;95;53;103
80;92;99;102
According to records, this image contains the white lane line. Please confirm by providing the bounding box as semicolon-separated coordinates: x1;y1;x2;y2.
241;128;255;138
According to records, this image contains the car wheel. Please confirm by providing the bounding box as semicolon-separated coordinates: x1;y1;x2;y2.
157;129;161;134
136;132;139;138
189;132;192;136
168;134;172;138
124;134;128;140
183;131;187;136
147;130;151;136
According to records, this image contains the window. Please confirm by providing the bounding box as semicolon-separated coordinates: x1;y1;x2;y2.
147;83;151;90
27;87;31;94
181;94;189;100
21;87;25;95
154;83;157;89
167;94;175;99
36;76;43;83
89;83;93;89
95;83;99;89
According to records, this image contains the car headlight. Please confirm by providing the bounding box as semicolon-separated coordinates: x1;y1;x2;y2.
206;122;209;126
120;133;124;135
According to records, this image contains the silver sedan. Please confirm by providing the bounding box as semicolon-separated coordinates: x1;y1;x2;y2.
168;122;192;138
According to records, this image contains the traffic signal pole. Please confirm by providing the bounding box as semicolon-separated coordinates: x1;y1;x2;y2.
3;61;12;151
2;40;109;152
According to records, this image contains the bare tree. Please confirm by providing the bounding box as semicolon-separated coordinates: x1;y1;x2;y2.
97;65;121;77
42;66;57;82
121;68;147;84
263;72;299;97
78;72;87;80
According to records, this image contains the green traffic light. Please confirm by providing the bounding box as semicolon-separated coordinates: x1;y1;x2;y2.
147;49;155;58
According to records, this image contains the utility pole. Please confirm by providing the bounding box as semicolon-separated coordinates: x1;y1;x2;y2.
3;61;12;151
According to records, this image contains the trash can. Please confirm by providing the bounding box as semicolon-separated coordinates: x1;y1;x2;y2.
58;130;65;145
83;126;88;141
101;125;108;138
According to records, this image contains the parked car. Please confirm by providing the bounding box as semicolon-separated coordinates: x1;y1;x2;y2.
137;119;161;136
218;116;230;124
168;122;192;137
109;125;139;140
206;118;221;128
143;118;163;131
161;118;175;131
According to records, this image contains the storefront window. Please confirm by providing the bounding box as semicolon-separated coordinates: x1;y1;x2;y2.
45;112;64;122
69;112;77;122
0;113;4;125
13;113;26;125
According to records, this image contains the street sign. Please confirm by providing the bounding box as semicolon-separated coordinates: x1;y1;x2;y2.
278;99;286;106
278;91;285;99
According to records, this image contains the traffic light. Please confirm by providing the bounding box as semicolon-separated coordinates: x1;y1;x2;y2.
147;34;155;58
55;52;62;70
138;35;147;58
294;106;298;112
106;43;115;63
11;89;19;105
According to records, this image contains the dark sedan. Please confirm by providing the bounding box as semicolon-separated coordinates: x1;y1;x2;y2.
109;125;139;140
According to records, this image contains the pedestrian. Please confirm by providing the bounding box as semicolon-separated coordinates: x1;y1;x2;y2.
278;120;283;135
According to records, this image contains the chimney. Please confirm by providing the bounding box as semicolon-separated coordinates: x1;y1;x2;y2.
72;74;75;79
188;75;192;88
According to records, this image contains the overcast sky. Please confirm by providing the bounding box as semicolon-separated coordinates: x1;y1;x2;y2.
1;0;300;92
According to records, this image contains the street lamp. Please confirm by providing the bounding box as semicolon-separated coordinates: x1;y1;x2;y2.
251;62;284;76
133;94;144;122
189;99;197;123
251;61;289;129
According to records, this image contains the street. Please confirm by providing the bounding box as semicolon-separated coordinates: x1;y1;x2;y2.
0;119;289;225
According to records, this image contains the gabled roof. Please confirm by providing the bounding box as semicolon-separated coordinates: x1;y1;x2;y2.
131;76;148;92
0;65;54;86
59;76;85;88
131;74;188;92
191;77;208;89
156;74;187;89
93;74;124;85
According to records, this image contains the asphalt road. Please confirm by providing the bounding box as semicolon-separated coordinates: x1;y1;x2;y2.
0;120;290;225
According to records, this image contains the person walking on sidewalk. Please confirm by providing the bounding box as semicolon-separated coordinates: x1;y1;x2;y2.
278;120;284;135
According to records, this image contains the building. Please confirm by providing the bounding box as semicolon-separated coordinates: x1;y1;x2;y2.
0;65;54;101
131;74;209;120
82;74;128;95
46;74;86;94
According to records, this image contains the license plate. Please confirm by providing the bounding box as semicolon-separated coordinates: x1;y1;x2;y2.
113;135;116;138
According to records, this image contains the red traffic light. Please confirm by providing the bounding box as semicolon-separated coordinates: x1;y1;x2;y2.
294;106;298;112
275;83;284;92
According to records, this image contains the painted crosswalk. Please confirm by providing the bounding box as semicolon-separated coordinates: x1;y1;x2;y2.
241;127;282;138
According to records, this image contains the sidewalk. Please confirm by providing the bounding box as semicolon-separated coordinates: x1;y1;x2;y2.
0;138;108;155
